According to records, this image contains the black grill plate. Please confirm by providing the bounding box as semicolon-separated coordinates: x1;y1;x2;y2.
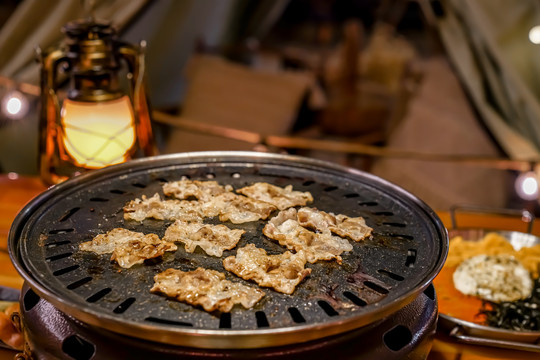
9;152;448;348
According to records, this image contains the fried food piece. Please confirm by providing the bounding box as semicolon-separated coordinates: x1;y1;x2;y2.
123;193;203;222
163;179;233;201
201;192;277;224
151;267;265;312
263;208;353;264
163;220;245;257
223;244;312;294
297;207;372;241
79;228;177;268
517;246;540;279
236;183;313;210
447;232;540;278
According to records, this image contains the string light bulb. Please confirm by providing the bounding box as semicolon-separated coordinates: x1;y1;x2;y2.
515;170;539;200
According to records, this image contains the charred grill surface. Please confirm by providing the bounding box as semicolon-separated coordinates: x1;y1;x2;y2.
9;152;447;348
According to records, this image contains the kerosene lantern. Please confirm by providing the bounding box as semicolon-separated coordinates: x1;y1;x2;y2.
38;18;156;185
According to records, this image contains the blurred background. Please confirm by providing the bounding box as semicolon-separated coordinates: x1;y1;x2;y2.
1;0;540;215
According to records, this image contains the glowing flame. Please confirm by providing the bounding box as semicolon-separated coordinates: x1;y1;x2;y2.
60;96;136;169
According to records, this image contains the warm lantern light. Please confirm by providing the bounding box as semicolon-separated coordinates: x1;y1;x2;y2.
61;96;136;168
38;18;156;185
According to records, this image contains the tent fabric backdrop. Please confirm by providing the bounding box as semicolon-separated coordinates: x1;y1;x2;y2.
0;0;149;84
436;0;540;160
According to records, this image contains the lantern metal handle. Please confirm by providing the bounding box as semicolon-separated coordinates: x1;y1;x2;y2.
117;40;156;154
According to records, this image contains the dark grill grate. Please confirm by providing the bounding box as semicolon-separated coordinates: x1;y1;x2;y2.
9;152;447;349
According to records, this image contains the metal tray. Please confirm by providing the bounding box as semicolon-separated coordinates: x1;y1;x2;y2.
437;205;540;352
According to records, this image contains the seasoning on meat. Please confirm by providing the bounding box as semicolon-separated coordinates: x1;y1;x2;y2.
262;208;353;264
453;254;533;302
223;244;312;294
236;182;313;210
163;179;233;201
150;267;265;312
163;220;245;257
123;193;203;222
297;207;372;242
79;228;177;268
201;192;277;224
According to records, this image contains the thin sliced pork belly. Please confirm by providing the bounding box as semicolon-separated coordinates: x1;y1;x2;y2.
111;237;177;269
163;220;245;257
236;183;313;210
297;207;372;242
218;194;277;224
123;192;275;224
223;244;311;294
79;228;138;254
262;208;352;264
163;179;233;201
201;192;276;224
79;228;177;268
123;193;203;222
151;267;265;312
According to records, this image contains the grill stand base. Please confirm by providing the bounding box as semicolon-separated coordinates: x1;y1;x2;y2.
19;283;438;360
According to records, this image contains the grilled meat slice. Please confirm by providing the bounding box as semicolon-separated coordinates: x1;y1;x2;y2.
123;193;203;222
163;179;233;201
223;244;311;295
151;267;265;312
297;207;372;242
79;228;177;268
263;208;353;264
236;182;313;210
163;220;245;257
201;192;276;224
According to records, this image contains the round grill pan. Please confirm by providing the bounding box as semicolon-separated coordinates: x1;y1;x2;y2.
9;151;448;349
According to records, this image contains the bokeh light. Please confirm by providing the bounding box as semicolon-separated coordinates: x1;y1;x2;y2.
515;171;539;200
1;90;28;120
529;25;540;44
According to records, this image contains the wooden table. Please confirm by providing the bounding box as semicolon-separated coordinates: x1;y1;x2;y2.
0;174;539;359
0;175;47;359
